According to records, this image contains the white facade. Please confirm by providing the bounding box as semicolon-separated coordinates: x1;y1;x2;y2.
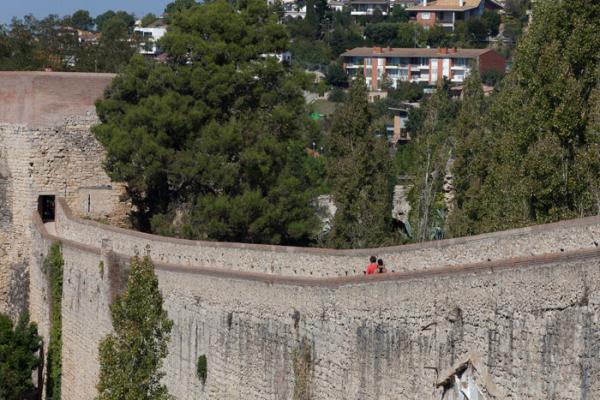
133;27;167;55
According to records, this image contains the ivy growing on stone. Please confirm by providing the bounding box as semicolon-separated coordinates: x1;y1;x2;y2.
43;242;64;400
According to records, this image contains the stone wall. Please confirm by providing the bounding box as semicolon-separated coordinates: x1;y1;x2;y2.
32;209;600;400
0;72;127;318
54;197;600;278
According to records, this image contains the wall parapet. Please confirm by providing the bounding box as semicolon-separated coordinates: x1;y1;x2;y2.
50;197;600;279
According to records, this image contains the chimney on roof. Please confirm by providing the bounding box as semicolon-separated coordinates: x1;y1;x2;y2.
459;0;464;6
374;46;382;53
440;47;448;54
388;46;392;52
452;47;458;53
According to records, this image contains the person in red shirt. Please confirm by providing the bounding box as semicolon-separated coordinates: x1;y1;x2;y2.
365;256;378;275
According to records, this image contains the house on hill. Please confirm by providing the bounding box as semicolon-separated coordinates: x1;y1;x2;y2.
341;46;506;92
407;0;502;31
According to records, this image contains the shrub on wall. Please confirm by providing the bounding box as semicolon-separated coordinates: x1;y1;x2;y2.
293;338;313;400
197;355;207;385
43;242;64;400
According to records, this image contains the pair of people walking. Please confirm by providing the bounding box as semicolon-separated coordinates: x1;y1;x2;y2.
365;256;387;275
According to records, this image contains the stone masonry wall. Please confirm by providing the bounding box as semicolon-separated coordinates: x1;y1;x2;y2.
55;197;600;278
0;72;127;319
34;211;600;400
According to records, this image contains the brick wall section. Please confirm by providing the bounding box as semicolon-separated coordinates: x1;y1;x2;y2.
416;11;437;28
479;49;507;74
32;214;600;400
0;71;115;128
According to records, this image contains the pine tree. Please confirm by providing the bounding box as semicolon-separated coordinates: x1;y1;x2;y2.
326;78;394;248
97;256;173;400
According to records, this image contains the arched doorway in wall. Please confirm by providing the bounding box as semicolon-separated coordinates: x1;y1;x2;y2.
37;195;56;223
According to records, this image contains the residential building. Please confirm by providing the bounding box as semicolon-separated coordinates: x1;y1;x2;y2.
407;0;502;31
349;0;391;16
328;0;346;12
133;23;167;56
282;0;307;18
386;104;418;143
341;46;506;91
260;51;292;63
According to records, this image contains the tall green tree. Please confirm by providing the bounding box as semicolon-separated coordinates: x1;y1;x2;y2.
165;0;198;15
94;0;321;245
407;82;458;241
449;0;600;234
97;256;173;400
0;313;42;400
70;10;93;30
326;78;394;248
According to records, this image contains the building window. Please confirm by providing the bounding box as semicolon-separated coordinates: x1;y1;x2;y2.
421;12;431;20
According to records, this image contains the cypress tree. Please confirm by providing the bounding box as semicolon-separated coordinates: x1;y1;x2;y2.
97;256;173;400
452;0;600;233
326;78;394;248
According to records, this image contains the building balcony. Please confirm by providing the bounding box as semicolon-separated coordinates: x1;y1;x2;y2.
350;10;389;15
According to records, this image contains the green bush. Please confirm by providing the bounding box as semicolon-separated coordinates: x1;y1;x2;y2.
43;242;64;400
197;355;207;385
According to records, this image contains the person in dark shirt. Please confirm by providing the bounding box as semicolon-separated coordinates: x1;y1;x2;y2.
377;258;387;273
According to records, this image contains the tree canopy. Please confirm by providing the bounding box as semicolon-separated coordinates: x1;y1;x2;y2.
326;78;394;248
94;0;322;245
448;0;600;234
0;313;42;400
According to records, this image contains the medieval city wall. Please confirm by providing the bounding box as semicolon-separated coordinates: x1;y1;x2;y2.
33;209;600;400
0;72;127;317
4;71;600;400
55;196;600;278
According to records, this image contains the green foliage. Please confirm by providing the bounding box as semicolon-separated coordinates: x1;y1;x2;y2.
407;83;458;241
0;312;42;400
44;242;64;400
97;256;174;400
449;0;600;235
70;9;93;30
365;22;399;45
95;11;134;34
292;338;313;400
165;0;199;15
290;39;332;69
326;78;395;248
481;69;505;87
196;355;207;385
328;87;346;103
141;13;158;28
389;6;409;23
325;62;348;88
95;0;320;246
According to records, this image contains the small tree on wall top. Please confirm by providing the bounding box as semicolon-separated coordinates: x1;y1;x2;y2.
97;256;174;400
